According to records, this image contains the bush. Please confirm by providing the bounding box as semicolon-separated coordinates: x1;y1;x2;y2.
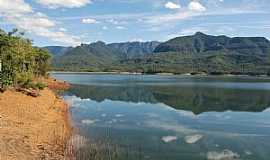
14;68;33;88
35;82;47;90
17;78;47;90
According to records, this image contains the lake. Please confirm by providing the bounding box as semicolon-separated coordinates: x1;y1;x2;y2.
52;73;270;160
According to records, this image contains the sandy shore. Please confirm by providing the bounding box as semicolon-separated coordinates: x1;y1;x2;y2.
0;81;71;160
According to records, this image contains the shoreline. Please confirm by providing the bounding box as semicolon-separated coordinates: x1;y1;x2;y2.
0;79;72;160
50;71;270;79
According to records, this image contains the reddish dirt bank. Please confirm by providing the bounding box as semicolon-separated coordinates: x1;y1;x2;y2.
45;78;71;90
0;80;71;160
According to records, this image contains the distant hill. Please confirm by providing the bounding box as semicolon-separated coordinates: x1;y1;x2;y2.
50;32;270;75
52;41;125;71
125;32;270;74
154;32;270;56
43;46;73;57
108;41;161;58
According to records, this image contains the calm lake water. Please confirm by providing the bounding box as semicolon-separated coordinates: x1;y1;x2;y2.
52;73;270;160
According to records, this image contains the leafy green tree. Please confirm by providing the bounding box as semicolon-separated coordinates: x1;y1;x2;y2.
0;28;51;89
34;48;51;76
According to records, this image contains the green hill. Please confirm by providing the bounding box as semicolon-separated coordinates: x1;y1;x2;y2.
108;41;160;58
42;46;73;57
51;32;270;75
52;41;125;71
154;32;270;56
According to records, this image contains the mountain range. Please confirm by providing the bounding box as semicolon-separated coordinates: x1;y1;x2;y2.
45;32;270;75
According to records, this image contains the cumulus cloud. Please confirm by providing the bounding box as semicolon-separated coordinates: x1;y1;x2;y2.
188;1;206;12
165;1;181;9
81;18;99;24
146;1;207;25
146;1;208;25
37;0;92;9
0;0;81;46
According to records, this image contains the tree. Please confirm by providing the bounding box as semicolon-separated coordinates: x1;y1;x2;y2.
0;28;51;89
34;48;51;76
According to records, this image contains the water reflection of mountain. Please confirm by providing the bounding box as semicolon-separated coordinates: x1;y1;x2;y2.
66;84;270;114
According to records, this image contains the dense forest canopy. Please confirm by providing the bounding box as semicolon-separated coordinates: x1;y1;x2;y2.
0;28;51;89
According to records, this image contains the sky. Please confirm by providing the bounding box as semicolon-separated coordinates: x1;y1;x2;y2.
0;0;270;47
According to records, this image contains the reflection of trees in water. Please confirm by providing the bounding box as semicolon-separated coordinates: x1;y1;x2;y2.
66;84;270;114
66;85;158;103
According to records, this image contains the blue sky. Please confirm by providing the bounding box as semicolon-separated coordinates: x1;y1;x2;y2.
0;0;270;46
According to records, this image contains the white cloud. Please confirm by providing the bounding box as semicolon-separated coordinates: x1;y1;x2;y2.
145;1;207;25
37;0;92;9
116;26;126;30
165;1;181;9
147;0;259;25
0;0;81;46
0;0;32;14
59;27;67;31
146;11;200;25
81;18;99;24
188;1;206;12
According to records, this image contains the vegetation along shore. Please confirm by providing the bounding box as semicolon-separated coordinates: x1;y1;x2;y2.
0;28;72;159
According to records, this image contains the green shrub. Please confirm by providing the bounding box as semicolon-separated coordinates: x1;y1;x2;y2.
35;82;47;90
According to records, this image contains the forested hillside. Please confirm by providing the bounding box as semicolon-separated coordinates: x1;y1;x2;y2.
108;41;160;58
50;32;270;75
154;32;270;56
52;41;125;71
43;46;73;57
